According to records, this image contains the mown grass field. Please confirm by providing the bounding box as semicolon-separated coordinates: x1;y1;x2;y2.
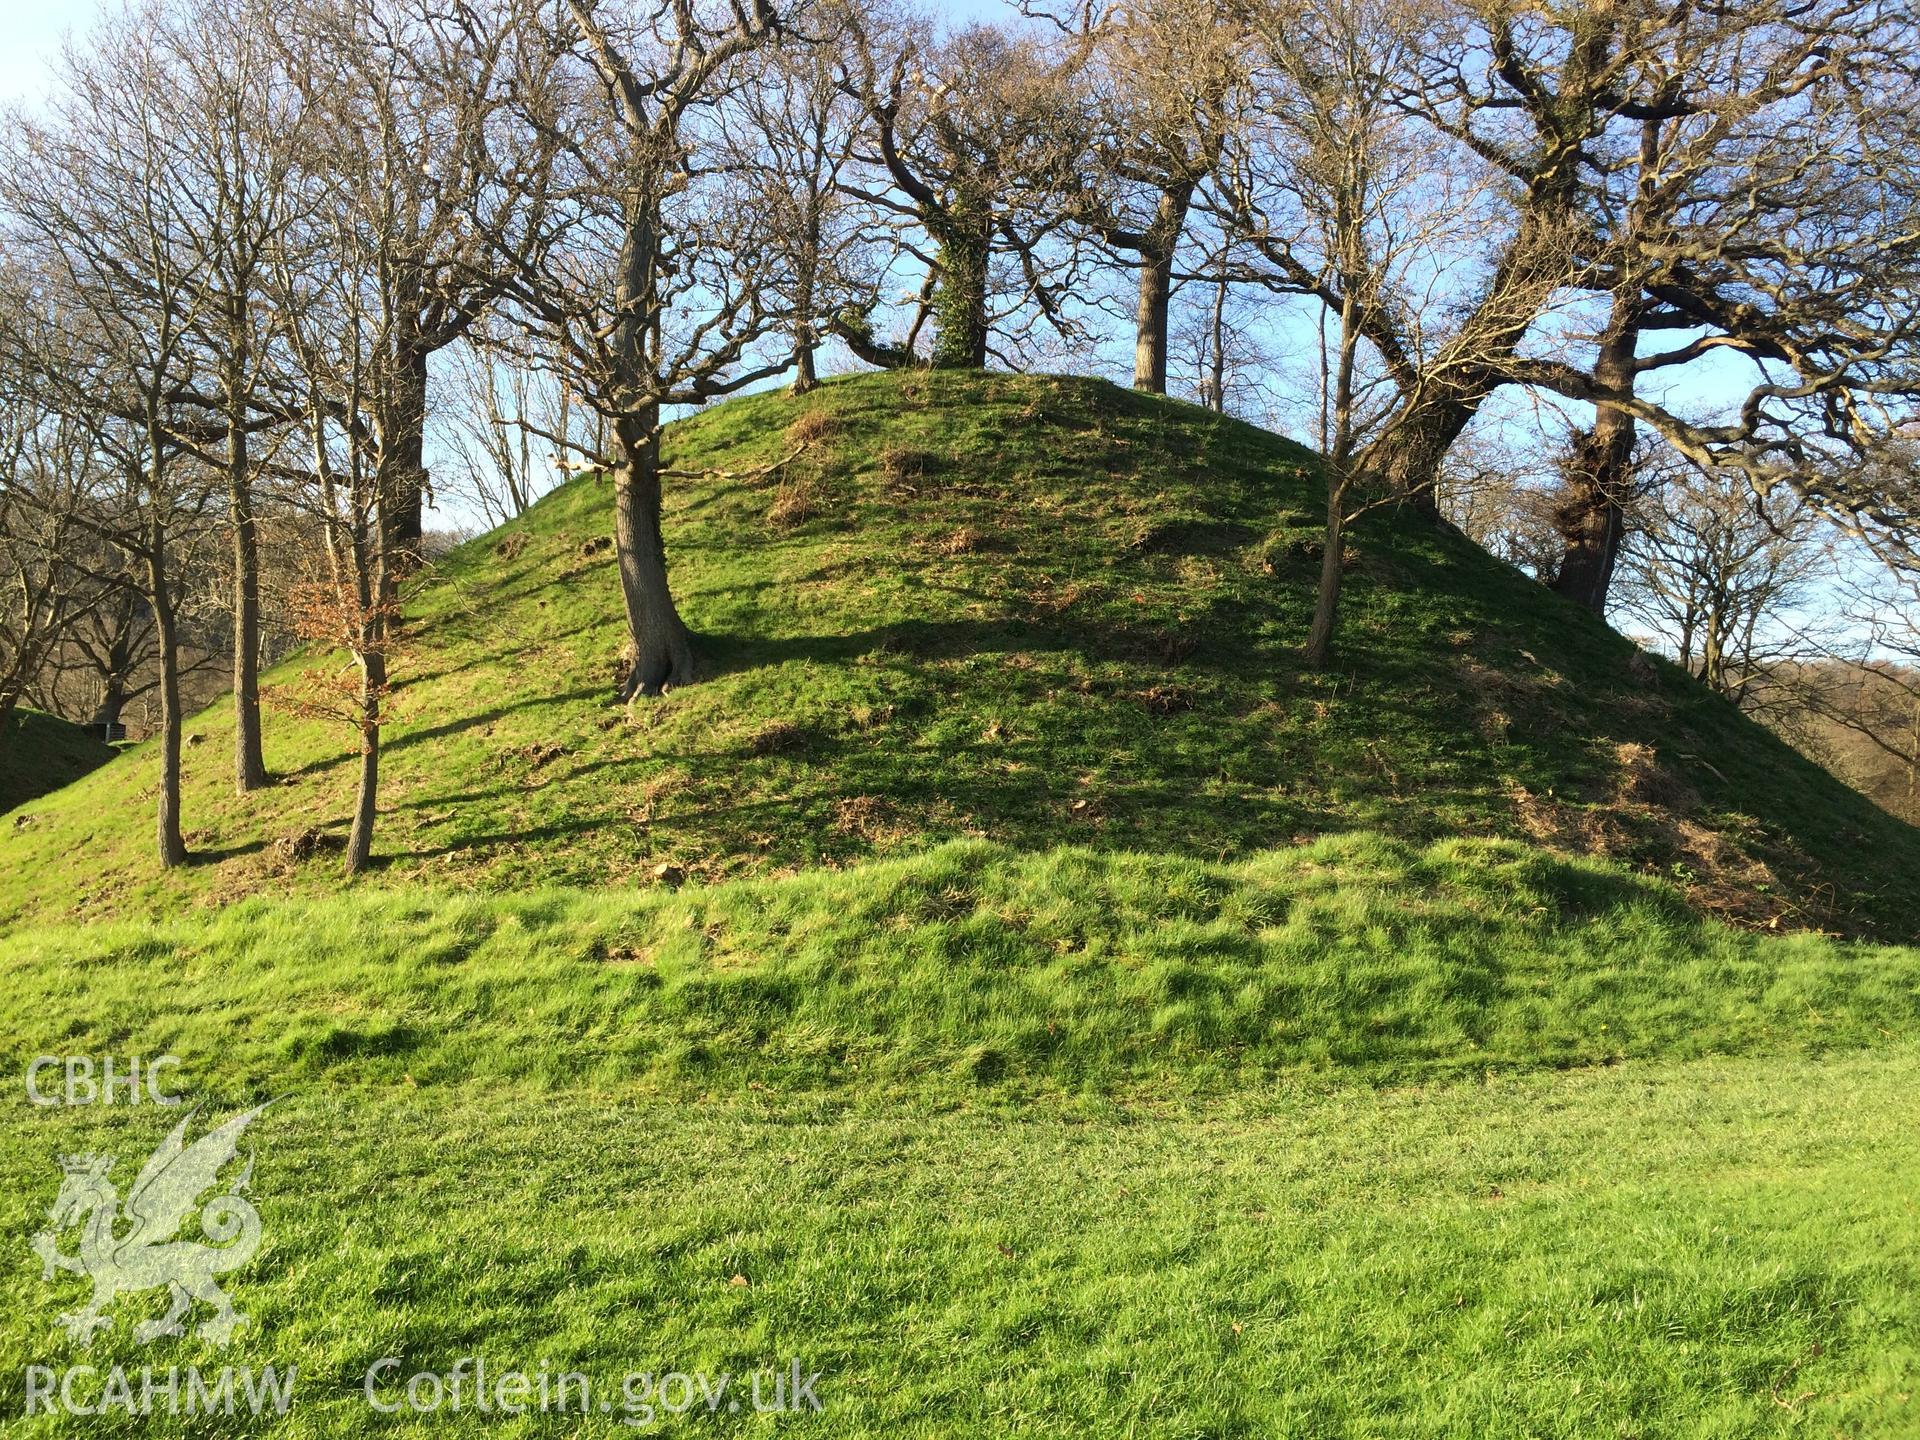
6;1053;1919;1438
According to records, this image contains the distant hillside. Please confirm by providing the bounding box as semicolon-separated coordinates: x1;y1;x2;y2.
0;707;114;815
1;370;1914;936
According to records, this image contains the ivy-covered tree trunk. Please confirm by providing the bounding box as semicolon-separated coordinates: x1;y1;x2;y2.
931;203;991;370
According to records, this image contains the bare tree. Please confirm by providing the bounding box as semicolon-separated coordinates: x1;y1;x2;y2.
1053;0;1248;392
0;369;93;742
1613;456;1826;709
432;327;578;529
275;0;548;569
150;0;311;792
837;12;1094;370
1230;0;1505;665
1434;422;1565;579
1216;0;1920;611
0;17;229;866
486;0;794;699
1443;2;1920;596
267;178;404;875
42;579;158;737
1170;235;1281;418
720;10;882;393
1825;564;1920;820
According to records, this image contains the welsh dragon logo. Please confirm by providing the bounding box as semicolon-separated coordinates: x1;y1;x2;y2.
29;1104;269;1347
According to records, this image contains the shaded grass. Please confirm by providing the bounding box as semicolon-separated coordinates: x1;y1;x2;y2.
0;707;115;814
2;836;1915;1103
0;371;1913;936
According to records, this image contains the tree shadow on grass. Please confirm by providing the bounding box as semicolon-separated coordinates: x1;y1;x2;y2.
187;837;271;866
386;685;608;754
690;608;1286;682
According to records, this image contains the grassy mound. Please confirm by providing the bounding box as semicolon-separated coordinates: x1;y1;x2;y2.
0;370;1914;934
0;706;115;814
3;836;1915;1102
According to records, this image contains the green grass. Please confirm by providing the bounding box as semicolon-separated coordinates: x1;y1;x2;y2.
0;707;115;814
0;371;1913;936
3;834;1918;1434
1;836;1915;1103
5;1053;1919;1436
5;372;1919;1436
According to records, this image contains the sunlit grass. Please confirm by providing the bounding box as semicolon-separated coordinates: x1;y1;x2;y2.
4;1050;1917;1437
2;836;1915;1102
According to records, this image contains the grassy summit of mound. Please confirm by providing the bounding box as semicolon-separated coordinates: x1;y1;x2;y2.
0;369;1913;934
0;706;115;814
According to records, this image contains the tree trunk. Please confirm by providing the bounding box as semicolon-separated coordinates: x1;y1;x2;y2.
1207;268;1228;413
228;380;268;791
1548;430;1630;612
613;413;694;699
604;187;693;698
1701;605;1727;693
1;660;42;745
1131;186;1191;394
824;313;917;370
1306;481;1347;668
932;209;991;370
1550;293;1642;614
345;648;383;876
1907;697;1918;806
1352;166;1589;517
92;596;137;734
146;521;187;869
94;675;127;735
792;255;819;394
1362;393;1478;517
792;329;818;394
1307;288;1364;670
387;343;430;570
1134;245;1175;394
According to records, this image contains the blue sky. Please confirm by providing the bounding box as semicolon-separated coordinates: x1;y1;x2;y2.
0;0;1015;105
0;3;102;109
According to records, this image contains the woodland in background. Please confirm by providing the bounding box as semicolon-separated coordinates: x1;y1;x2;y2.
1;0;1917;868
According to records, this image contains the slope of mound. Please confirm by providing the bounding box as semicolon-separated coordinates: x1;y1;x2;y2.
0;370;1913;934
0;706;115;814
3;836;1916;1099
